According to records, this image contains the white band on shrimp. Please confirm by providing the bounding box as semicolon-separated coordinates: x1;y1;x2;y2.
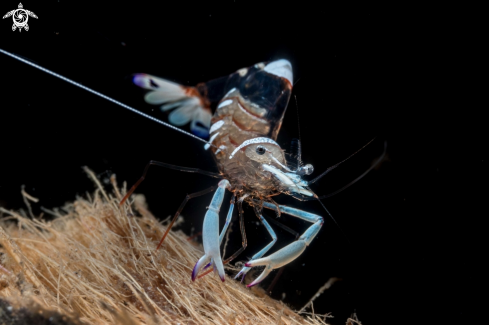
229;137;279;159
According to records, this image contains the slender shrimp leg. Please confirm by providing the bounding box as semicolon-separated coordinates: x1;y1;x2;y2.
244;202;324;287
219;194;235;246
235;206;277;282
192;180;231;282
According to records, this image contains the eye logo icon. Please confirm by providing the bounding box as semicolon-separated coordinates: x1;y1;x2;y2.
3;3;38;32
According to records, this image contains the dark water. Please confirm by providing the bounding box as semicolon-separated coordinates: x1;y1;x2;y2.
0;2;485;324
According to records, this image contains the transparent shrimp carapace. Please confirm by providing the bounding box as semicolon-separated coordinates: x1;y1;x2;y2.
131;60;325;287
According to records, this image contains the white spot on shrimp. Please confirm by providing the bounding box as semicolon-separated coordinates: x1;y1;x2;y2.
204;132;219;150
215;145;226;154
224;87;237;98
217;99;233;109
209;120;225;134
237;68;248;76
264;59;293;84
237;102;262;121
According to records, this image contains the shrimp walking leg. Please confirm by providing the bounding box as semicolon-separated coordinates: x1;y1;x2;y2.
156;185;218;250
119;160;221;206
192;180;231;282
235;206;277;282
219;194;235;245
244;202;324;287
222;199;248;263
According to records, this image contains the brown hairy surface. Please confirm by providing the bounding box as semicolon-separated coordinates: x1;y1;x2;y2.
0;168;329;324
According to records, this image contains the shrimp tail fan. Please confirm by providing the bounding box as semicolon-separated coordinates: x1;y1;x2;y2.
133;73;212;138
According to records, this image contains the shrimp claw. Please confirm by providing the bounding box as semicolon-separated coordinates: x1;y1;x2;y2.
192;180;231;282
243;202;323;287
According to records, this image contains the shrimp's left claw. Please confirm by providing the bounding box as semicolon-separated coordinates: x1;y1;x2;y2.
192;180;230;282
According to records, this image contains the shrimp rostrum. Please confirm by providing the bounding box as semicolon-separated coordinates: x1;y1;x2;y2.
129;59;329;287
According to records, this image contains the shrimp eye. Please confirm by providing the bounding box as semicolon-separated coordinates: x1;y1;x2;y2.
256;146;266;155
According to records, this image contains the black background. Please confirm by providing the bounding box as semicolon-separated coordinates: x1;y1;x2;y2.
0;1;486;324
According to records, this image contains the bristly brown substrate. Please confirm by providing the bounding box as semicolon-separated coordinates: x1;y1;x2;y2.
0;168;329;325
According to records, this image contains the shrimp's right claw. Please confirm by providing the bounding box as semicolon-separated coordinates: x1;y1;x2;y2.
243;241;307;287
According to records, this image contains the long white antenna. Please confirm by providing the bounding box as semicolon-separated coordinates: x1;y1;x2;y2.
0;48;210;146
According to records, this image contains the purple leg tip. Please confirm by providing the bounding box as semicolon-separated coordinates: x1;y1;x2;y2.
132;74;144;87
247;281;260;288
220;276;225;282
245;262;251;267
203;262;212;270
191;263;199;281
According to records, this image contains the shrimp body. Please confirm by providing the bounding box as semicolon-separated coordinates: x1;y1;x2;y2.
132;59;320;286
206;61;293;199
